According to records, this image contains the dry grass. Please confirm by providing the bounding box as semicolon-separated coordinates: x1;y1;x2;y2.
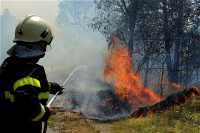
48;109;112;133
49;96;200;133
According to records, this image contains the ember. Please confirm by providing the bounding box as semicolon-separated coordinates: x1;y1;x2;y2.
129;87;200;118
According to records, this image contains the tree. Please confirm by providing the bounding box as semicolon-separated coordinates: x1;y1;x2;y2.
161;0;200;84
92;0;200;88
56;0;94;29
91;0;145;56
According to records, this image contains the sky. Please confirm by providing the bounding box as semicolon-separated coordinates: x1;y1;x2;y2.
0;0;107;82
1;0;60;33
0;0;61;65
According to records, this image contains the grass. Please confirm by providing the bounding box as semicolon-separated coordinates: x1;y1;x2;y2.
49;96;200;133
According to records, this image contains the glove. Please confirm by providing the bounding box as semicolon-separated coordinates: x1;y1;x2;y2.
49;82;64;95
41;106;51;121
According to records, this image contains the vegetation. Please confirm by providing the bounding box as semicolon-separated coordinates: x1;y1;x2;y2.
49;96;200;133
56;0;200;96
91;0;200;93
49;1;200;133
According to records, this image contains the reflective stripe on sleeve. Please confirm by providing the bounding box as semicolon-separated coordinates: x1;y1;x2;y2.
4;91;15;102
48;83;51;91
38;92;49;100
13;77;41;91
31;103;46;121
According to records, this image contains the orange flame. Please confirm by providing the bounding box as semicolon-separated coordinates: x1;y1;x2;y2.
58;100;66;105
104;37;161;107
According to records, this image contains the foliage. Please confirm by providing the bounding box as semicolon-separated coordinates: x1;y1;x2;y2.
91;0;200;91
56;0;94;29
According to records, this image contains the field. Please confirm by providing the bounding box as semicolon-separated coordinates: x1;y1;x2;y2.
48;96;200;133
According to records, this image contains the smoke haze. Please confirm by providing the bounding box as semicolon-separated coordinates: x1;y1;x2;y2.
1;0;107;82
1;1;117;120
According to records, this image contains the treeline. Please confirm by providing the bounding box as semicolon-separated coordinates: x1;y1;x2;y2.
90;0;200;96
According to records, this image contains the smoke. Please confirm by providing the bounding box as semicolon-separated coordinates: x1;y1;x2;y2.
1;1;107;80
1;1;134;121
38;1;107;83
0;9;18;63
53;66;133;121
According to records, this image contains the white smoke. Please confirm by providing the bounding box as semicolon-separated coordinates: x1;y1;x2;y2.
1;1;133;121
52;66;133;121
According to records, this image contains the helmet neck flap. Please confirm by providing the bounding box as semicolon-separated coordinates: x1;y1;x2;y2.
7;42;47;59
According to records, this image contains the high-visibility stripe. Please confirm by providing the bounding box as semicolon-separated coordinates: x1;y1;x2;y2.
13;77;41;91
38;92;49;100
4;91;15;102
31;104;45;121
48;83;51;91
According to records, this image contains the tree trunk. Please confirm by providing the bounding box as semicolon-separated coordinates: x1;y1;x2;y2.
128;0;139;57
160;61;165;97
163;0;174;83
144;60;149;88
173;0;184;84
163;0;179;84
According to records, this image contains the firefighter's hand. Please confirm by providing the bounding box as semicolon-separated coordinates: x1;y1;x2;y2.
58;86;64;95
56;85;64;95
47;105;52;112
49;82;64;95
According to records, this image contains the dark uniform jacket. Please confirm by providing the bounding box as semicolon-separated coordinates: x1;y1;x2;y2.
0;56;60;133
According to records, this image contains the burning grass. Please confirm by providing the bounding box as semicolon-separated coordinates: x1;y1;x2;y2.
53;37;199;122
111;95;200;133
49;95;200;133
129;87;200;118
49;37;200;132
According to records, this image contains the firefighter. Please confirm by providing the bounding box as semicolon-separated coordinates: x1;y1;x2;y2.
0;14;63;133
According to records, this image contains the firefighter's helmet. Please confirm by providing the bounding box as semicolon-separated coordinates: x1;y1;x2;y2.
13;14;53;45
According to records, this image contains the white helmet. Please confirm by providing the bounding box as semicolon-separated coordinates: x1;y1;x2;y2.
13;14;53;44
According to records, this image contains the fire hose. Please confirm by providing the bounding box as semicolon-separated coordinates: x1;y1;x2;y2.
43;65;87;133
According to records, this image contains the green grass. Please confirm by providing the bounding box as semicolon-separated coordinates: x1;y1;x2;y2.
111;96;200;133
49;96;200;133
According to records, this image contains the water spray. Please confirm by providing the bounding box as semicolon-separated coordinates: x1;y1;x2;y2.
47;65;87;106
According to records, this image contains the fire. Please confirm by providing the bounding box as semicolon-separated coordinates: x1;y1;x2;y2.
58;100;66;105
70;99;73;103
104;37;161;108
129;87;200;119
171;83;181;89
165;82;185;94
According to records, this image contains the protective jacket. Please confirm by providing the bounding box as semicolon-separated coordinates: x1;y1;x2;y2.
0;56;60;133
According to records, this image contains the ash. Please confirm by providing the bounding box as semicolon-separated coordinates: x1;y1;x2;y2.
52;69;135;121
51;68;200;121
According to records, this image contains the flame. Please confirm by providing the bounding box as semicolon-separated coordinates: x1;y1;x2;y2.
70;99;73;103
110;105;114;109
167;82;185;93
58;100;66;105
104;37;161;107
129;87;200;119
171;83;181;89
147;110;153;118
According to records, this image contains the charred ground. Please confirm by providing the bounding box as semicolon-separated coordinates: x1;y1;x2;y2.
49;88;200;133
49;95;200;133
